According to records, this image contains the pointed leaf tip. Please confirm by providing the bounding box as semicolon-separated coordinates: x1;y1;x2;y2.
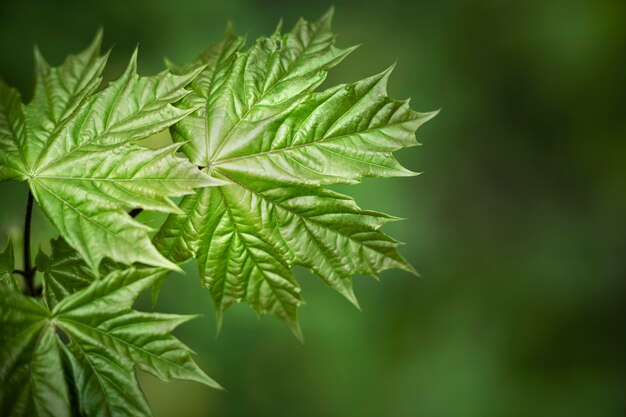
214;307;224;338
224;20;235;35
320;6;336;24
123;46;139;75
273;18;284;35
88;27;104;53
33;44;50;71
337;284;361;311
288;318;305;344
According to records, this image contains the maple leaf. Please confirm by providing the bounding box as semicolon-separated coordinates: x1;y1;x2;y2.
0;31;223;272
155;10;437;336
0;267;220;417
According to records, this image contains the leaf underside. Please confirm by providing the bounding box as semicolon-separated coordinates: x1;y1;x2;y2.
155;9;436;336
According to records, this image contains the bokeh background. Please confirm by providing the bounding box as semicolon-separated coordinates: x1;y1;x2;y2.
1;0;625;416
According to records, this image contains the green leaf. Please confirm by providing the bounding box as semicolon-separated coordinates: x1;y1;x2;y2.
0;268;219;417
169;8;355;167
36;237;105;309
211;68;436;184
0;237;19;290
155;11;436;334
0;78;26;181
0;287;71;417
0;31;223;272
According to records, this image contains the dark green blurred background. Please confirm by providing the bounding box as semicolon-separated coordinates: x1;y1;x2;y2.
1;0;625;416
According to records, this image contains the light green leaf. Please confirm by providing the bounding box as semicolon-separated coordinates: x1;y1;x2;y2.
167;23;246;165
0;32;223;272
0;79;28;182
212;69;437;185
0;238;19;290
30;29;109;143
170;8;355;167
0;268;219;417
156;11;436;334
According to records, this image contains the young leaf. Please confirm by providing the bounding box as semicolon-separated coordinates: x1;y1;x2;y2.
0;32;223;272
0;267;220;417
155;11;436;334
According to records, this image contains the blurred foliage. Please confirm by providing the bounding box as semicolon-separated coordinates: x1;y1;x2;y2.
0;0;624;416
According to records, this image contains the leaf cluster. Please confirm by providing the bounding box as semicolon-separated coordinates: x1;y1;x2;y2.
0;9;435;416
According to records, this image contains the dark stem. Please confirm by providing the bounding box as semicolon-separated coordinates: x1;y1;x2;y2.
23;190;36;296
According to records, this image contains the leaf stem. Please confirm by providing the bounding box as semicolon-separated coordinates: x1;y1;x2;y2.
23;190;36;296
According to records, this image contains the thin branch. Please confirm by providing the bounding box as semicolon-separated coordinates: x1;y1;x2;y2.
23;190;36;296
